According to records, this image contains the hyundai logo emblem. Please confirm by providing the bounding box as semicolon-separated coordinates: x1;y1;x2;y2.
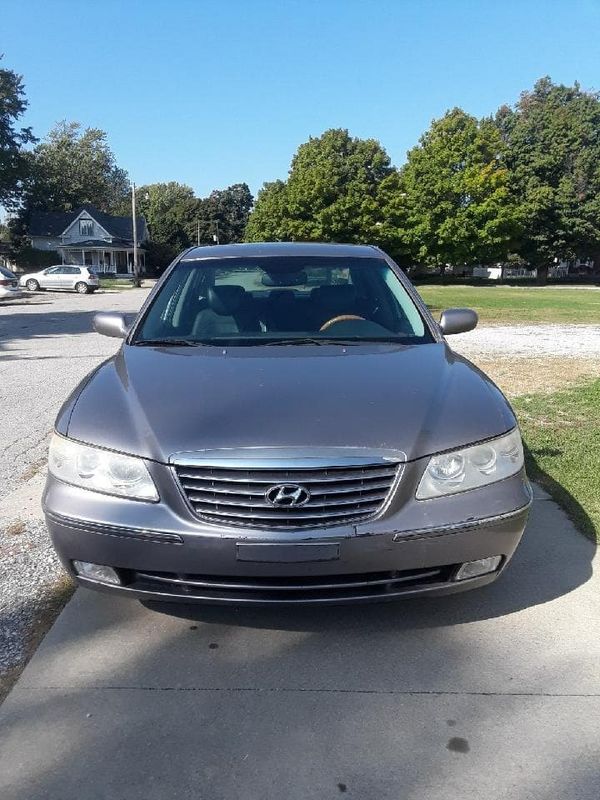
265;483;311;508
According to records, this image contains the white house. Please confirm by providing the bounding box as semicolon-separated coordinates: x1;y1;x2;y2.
28;205;148;274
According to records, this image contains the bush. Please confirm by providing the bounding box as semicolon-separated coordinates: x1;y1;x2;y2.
144;241;177;276
12;247;61;271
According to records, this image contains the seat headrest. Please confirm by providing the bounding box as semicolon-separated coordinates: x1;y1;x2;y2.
208;285;246;316
311;285;357;310
268;290;296;304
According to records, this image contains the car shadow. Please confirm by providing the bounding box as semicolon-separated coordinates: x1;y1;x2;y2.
0;307;139;355
522;441;596;541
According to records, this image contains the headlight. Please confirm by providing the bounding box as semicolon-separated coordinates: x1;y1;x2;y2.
48;434;158;501
416;428;523;500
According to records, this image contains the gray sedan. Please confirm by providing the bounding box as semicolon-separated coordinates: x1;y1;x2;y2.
43;242;531;605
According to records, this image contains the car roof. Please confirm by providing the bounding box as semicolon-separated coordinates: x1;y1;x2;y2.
180;242;381;261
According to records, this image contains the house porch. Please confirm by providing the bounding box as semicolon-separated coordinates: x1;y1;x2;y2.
58;245;146;274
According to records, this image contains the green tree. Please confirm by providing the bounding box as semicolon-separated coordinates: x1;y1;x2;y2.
382;108;521;274
121;182;253;272
196;183;253;244
0;60;35;209
131;181;198;269
25;121;129;213
495;77;600;282
244;180;287;241
245;129;392;242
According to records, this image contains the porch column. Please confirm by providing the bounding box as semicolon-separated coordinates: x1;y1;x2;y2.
81;249;85;266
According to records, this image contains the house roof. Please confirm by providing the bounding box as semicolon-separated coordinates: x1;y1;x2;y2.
59;238;145;250
29;210;73;237
28;204;146;241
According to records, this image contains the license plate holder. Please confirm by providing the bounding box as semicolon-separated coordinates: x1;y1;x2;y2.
236;542;340;563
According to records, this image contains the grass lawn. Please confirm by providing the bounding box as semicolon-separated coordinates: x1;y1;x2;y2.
98;278;135;289
513;379;600;543
417;284;600;325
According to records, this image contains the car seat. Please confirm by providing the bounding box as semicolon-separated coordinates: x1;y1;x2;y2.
192;285;260;337
265;290;308;332
310;285;361;330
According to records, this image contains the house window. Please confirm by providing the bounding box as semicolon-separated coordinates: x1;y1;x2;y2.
79;218;94;236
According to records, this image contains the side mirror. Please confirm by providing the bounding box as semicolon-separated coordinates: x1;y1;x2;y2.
93;311;130;339
439;307;478;336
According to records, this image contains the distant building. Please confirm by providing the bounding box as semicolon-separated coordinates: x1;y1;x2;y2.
28;205;148;274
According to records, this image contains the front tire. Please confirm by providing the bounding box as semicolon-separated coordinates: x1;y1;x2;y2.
75;282;90;294
26;279;40;292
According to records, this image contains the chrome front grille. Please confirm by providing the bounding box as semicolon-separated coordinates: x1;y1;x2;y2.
174;462;400;529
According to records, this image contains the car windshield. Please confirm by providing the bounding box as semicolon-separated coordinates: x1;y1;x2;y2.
134;256;433;345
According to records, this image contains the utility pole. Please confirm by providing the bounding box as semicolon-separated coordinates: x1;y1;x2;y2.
196;219;220;245
131;182;140;286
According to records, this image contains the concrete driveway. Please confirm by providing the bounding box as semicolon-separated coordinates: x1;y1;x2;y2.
0;485;597;800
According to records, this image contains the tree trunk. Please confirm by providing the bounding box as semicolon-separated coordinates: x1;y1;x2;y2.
536;263;549;286
590;250;600;285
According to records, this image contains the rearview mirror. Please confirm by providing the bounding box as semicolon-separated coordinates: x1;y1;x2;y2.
439;307;478;336
93;312;130;339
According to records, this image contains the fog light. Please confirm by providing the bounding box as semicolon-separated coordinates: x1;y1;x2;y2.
454;556;502;581
72;560;121;585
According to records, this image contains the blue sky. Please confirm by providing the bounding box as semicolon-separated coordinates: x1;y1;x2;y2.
2;0;600;199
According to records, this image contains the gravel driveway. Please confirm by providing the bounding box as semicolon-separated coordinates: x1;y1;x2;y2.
0;288;149;689
1;293;598;696
451;323;600;359
0;289;149;499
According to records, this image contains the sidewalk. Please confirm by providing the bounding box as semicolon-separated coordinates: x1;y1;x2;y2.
0;487;597;800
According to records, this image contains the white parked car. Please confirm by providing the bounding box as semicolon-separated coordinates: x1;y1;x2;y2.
20;265;100;294
0;266;24;300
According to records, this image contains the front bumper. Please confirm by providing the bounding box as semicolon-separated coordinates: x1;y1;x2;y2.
44;467;532;604
0;287;24;300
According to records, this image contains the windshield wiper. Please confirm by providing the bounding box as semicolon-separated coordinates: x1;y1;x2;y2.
134;338;215;347
261;337;407;346
261;337;334;346
135;336;410;348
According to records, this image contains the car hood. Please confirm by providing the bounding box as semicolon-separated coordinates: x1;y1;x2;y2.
60;342;516;463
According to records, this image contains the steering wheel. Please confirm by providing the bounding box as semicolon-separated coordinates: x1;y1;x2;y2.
319;314;366;332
